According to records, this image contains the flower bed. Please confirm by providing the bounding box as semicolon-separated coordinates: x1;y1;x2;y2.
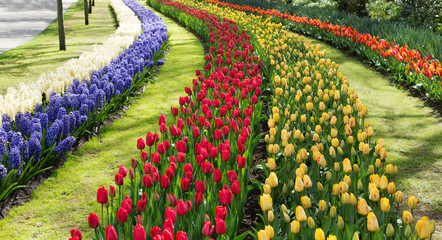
201;0;442;104
68;0;265;239
170;0;437;239
0;0;142;120
0;0;167;202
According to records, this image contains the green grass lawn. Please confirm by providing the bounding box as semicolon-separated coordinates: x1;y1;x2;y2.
0;0;115;95
301;35;442;237
0;4;204;239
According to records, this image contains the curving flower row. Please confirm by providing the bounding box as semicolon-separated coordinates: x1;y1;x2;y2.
69;0;265;239
0;0;167;202
0;0;142;121
147;0;437;239
201;0;442;104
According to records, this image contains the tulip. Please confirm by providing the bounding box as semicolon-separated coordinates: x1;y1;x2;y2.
315;228;325;240
267;172;278;187
133;224;146;240
219;185;233;205
137;138;145;150
395;191;403;203
327;235;337;240
88;212;100;229
195;192;203;205
367;212;379;232
386;223;394;237
308;217;315;228
415;217;432;239
343;158;352;173
137;199;147;213
176;200;187;216
258;230;269;240
115;173;124;186
216;206;227;220
236;155;246;168
180;177;190;191
267;210;274;222
265;225;274;238
176;231;188;240
215;218;226;235
329;206;336;218
301;196;311;209
357;198;370;215
352;232;359;240
160;175;170;189
295;206;307;222
195;180;205;193
109;185;116;199
380;198;390;212
201;221;214;236
403;210;413;224
97;186;108;204
70;229;82;240
404;224;412;237
162;228;173;240
319;200;327;212
105;225;118;240
232;180;241;195
408;195;417;210
260;194;272;211
117;208;128;223
268;158;276;170
294;176;304;192
213;168;222;182
337;216;344;230
151;226;161;237
227;170;238;183
290;220;300;233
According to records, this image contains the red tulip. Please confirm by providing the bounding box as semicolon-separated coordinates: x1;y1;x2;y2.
133;224;146;240
215;218;226;235
131;158;138;169
97;186;108;204
117;208;128;223
151;172;159;184
201;221;214;236
171;107;179;116
236;155;246;168
105;225;118;240
216;206;227;220
213;168;222;182
70;229;82;240
109;185;116;198
136;214;143;225
176;231;188;240
152;152;160;164
210;147;218;158
115;173;124;186
176;141;187;153
232;180;241;195
141;193;148;201
181;177;190;191
219;185;233;205
151;226;161;237
158;143;166;154
142;174;152;188
163;218;174;233
195;180;205;193
177;118;184;129
159;114;166;125
137;138;145;150
161;229;173;240
227;170;237;183
167;193;177;207
154;132;159;143
88;212;100;229
166;167;175;180
160;123;167;133
129;169;134;180
176;200;187;216
222;126;230;136
185;171;193;182
121;199;132;213
137;199;147;213
146;132;155;147
186;200;193;213
161;175;170;189
201;161;214;175
140;151;149;161
195;192;203;205
153;236;163;240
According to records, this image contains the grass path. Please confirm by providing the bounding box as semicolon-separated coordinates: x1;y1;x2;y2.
301;35;442;235
0;0;115;95
0;4;204;239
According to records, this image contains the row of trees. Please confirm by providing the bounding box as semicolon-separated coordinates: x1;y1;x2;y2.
57;0;95;50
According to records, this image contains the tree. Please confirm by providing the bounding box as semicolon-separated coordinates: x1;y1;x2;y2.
84;0;89;25
89;0;92;14
57;0;66;50
336;0;368;17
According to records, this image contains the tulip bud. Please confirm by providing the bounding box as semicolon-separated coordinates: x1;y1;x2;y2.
319;200;327;212
367;212;379;232
368;165;374;174
283;212;291;223
408;196;418;210
357;179;363;191
282;183;288;194
260;194;273;211
281;204;288;214
388;182;396;194
337;216;344;230
350;193;357;206
395;191;403;203
317;182;324;192
301;196;311;209
342;192;350;204
308;217;315;228
404;224;411;237
353;164;359;174
326;171;332;181
385;223;394;237
268;211;274;223
334;162;340;172
352;232;359;240
154;191;160;202
329;206;336;218
263;184;271;194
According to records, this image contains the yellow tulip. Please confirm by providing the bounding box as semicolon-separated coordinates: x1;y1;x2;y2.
395;191;403;203
329;206;336;218
267;172;278;188
263;184;271;194
327;235;337;240
339;181;349;193
375;158;381;168
281;204;288;214
385;163;394;174
387;182;396;194
408;195;418;210
367;212;379;232
370;174;380;188
352;232;359;240
290;220;300;233
403;210;413;225
267;158;276;171
268;211;274;223
380;175;388;190
332;184;340;196
260;194;273;211
343;158;352;173
303;175;312;188
350;193;357;206
357;198;370;215
337;216;344;230
295;176;304;192
380;198;390;212
341;192;350;204
283;212;291;223
295;206;307;222
317;182;324;192
369;186;380;202
415;217;432;239
308;217;315;228
386;223;394;237
314;228;325;240
265;225;274;238
301;196;311;209
319;200;327;212
258;230;269;240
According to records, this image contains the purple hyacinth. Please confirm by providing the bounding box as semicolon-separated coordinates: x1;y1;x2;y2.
19;115;31;137
28;136;41;162
0;136;6;157
54;136;75;156
0;165;6;182
9;146;21;170
2;114;11;132
10;132;23;149
45;122;60;146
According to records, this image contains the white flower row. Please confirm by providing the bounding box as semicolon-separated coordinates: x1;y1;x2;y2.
0;0;141;121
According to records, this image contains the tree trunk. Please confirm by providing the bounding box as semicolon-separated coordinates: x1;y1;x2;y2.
57;0;66;50
84;0;89;25
89;0;92;14
92;0;95;6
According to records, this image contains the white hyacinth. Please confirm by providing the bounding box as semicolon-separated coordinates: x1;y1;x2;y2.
0;0;141;122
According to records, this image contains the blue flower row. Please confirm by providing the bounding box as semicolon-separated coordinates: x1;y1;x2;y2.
0;0;167;184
